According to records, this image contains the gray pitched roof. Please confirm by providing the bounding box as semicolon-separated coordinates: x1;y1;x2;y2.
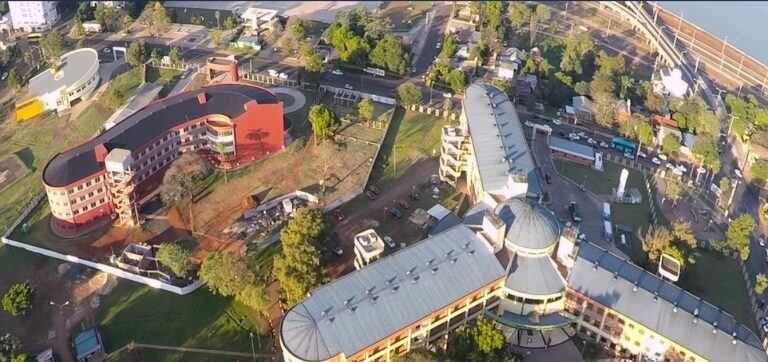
280;225;506;361
549;137;595;160
29;48;99;97
570;242;766;362
463;83;534;194
495;198;560;251
505;254;566;297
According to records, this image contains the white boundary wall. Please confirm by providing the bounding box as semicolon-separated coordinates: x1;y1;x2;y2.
1;236;203;295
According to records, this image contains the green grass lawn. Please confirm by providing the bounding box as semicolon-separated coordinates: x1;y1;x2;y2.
97;280;272;354
680;250;757;331
145;67;182;98
0;67;144;233
370;108;448;189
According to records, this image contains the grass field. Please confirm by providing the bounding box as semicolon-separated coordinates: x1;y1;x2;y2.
0;67;145;233
145;67;182;98
96;280;272;354
380;1;433;31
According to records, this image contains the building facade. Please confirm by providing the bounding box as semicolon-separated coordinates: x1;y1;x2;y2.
42;84;285;237
9;1;58;32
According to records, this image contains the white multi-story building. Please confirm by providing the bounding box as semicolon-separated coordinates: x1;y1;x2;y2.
8;1;59;32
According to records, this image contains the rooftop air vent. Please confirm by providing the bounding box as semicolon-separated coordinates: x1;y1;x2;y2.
469;250;476;256
366;286;376;295
326;317;335;325
732;331;738;338
451;257;458;264
412;276;420;284
694;308;700;317
672;306;678;313
386;276;397;285
407;267;417;275
652;292;659;302
349;306;357;314
391;286;400;294
462;242;470;249
693;317;698;324
344;297;354;306
612;273;618;281
432;267;439;274
370;296;379;304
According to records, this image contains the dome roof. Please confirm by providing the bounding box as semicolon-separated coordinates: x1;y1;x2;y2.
495;198;560;251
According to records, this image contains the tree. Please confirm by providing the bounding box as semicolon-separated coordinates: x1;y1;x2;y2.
39;30;65;64
446;317;505;361
593;93;617;127
299;43;324;81
507;2;531;31
720;178;731;196
340;35;370;65
308;104;336;145
595;50;626;76
640;226;673;261
138;2;170;37
445;70;466;94
159;152;211;231
0;333;21;361
223;16;237;30
363;12;392;41
751;159;768;185
7;69;20;90
574;81;589;96
491;78;512;97
671;220;697;249
2;282;35;316
442;97;453;116
120;14;133;33
528;4;550;46
395;348;439;362
471;317;504;354
619;75;632;99
756;274;768;295
168;47;181;65
369;35;407;74
72;16;85;37
358;98;373;122
639;81;664;113
484;1;506;40
662;135;681;156
691;136;721;172
150;47;162;62
726;214;756;260
590;72;616;98
0;2;7;15
665;178;683;206
560;31;595;75
273;208;327;306
94;3;117;32
214;10;221;29
396;82;421;108
126;40;148;67
199;251;269;313
156;243;192;278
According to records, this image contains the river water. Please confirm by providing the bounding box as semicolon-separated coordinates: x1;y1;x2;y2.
660;1;768;65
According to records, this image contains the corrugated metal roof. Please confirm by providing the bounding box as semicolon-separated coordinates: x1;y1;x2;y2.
463;83;534;194
571;242;765;362
280;225;506;361
549;137;595;160
504;254;566;296
495;198;560;251
29;48;99;97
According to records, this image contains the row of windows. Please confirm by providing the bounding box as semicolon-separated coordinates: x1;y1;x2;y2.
52;196;108;218
68;73;97;98
135;124;205;162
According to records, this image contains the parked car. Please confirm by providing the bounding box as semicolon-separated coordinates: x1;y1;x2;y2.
545;174;552;184
102;47;111;53
365;190;378;200
443;92;453;98
410;67;417;74
623;152;633;159
599;141;609;148
763;249;768;263
567;133;580;141
368;186;381;194
665;162;675;170
409;191;421;201
436;41;442;49
389;207;403;219
734;168;743;179
395;200;410;209
552;118;562;126
577;131;587;138
657;153;668;160
587;138;597;146
760;234;766;247
675;165;687;174
383;235;396;248
637;151;647;158
332;209;345;221
332;69;343;75
1;72;7;81
333;245;344;255
344;84;354;90
524;120;534;128
568;202;582;222
651;157;662;165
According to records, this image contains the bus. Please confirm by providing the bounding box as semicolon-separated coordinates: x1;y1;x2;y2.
611;136;636;154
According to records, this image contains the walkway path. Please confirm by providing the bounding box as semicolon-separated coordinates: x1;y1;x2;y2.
269;87;307;114
111;342;275;359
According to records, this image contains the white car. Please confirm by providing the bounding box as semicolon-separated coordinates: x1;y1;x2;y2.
436;42;442;49
577;131;587;138
637;151;647;158
524;121;534;128
344;84;354;90
676;164;688;173
1;72;7;81
623;152;633;159
552;118;562;125
657;153;668;160
734;168;743;179
568;133;580;141
665;162;675;170
331;69;343;75
651;157;662;165
599;141;609;148
443;92;452;98
587;138;597;146
759;234;766;247
383;235;396;248
102;47;111;53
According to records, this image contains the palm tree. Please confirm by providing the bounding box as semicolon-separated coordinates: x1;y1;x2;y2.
619;75;632;99
214;11;221;29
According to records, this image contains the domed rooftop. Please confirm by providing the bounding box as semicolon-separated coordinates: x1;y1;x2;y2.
495;198;560;251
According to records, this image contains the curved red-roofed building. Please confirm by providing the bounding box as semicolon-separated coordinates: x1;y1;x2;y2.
42;83;285;237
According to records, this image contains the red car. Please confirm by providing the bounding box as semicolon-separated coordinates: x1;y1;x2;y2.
332;209;344;221
395;200;410;209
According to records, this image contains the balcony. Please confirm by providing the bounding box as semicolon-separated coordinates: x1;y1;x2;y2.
442;126;465;143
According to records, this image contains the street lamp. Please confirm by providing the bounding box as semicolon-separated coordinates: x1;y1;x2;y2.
249;332;256;361
714;86;726;109
727;115;739;135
